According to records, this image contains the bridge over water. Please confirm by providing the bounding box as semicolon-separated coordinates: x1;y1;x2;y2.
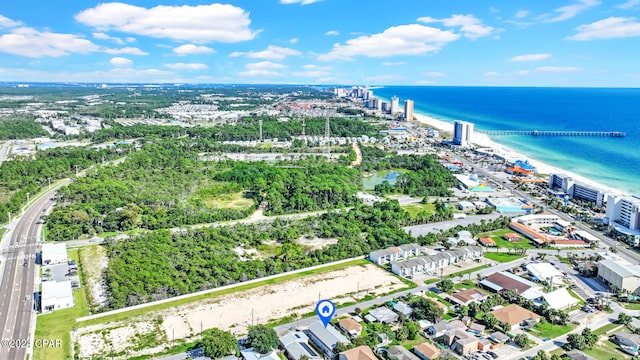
478;130;626;137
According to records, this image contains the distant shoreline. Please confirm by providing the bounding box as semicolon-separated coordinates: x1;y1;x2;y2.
409;111;625;198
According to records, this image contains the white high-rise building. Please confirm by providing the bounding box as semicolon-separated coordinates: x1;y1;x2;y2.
390;96;399;115
606;195;640;231
549;173;605;207
404;99;414;121
453;120;474;147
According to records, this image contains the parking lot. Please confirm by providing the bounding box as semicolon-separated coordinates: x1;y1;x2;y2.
42;261;79;288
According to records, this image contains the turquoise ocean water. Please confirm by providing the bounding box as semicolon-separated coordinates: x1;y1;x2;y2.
373;86;640;195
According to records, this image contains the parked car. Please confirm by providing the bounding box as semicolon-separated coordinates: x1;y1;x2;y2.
488;351;499;359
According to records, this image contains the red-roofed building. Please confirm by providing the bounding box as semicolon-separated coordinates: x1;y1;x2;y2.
503;233;522;242
478;237;496;247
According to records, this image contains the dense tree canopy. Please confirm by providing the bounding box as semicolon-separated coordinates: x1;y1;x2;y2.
201;328;236;358
247;325;278;354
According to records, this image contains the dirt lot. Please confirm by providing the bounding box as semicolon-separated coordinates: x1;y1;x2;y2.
74;263;406;359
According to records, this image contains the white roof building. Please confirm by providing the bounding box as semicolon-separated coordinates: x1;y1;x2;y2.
597;259;640;295
526;263;565;286
41;280;74;313
41;243;68;265
542;288;580;310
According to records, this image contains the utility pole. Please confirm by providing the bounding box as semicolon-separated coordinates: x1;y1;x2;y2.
7;212;10;230
27;192;30;204
259;119;263;142
75;165;79;175
325;110;330;159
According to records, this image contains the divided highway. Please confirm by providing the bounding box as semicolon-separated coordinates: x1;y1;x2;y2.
0;182;68;360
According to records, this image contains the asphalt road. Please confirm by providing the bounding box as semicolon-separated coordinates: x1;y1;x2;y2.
0;182;66;360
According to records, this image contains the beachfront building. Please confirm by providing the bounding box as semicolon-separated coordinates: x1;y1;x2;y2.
453;120;474;147
597;259;640;294
454;174;493;192
605;195;640;238
404;100;414;121
390;96;400;115
548;173;605;207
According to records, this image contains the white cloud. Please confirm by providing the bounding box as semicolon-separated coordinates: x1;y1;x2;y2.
75;2;258;43
484;71;500;77
0;27;99;57
318;24;459;61
173;44;215;55
125;37;136;43
110;57;132;67
164;63;208;70
0;15;21;28
515;10;530;19
104;46;148;55
418;14;494;40
519;66;582;74
289;38;298;44
381;61;406;66
567;17;640;40
230;45;301;60
415;80;436;85
541;0;600;23
93;32;124;44
511;53;552;62
245;61;286;70
0;67;177;83
280;0;323;4
238;69;283;77
302;64;332;71
325;30;339;36
619;0;640;8
424;71;445;77
489;7;499;13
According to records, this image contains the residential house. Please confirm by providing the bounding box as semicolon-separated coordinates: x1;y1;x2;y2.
480;271;542;299
305;321;350;359
450;288;489;306
240;349;280;360
613;331;640;356
387;345;420;360
565;350;597;360
338;318;362;338
490;304;541;327
444;329;478;356
477;339;492;352
390;247;483;278
468;323;486;335
413;342;441;360
367;307;399;324
279;332;322;360
427;320;466;338
393;302;413;317
488;331;510;345
338;346;377;360
369;247;402;265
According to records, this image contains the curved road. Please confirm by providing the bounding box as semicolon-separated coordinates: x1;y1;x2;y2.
0;182;67;360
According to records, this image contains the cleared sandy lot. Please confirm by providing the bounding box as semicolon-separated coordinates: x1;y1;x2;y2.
74;263;406;359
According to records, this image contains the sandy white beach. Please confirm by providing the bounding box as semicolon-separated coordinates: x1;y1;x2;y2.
412;113;624;197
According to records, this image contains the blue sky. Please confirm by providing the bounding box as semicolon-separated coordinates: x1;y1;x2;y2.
1;0;639;86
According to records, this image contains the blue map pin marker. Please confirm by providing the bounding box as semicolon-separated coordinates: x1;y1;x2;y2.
315;299;336;328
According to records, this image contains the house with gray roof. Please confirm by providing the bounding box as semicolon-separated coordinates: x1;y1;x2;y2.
279;332;322;360
393;302;413;317
598;259;640;295
390;247;483;278
368;306;399;324
387;345;420;360
305;321;350;359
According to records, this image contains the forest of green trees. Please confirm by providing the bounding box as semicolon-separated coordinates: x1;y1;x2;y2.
0;116;47;139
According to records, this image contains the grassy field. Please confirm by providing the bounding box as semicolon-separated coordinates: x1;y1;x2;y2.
478;228;536;249
583;323;631;360
204;191;254;210
484;252;526;263
78;258;372;328
530;321;575;339
402;203;435;217
618;302;640;310
400;334;429;350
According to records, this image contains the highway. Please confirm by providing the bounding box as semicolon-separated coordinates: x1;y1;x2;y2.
0;182;67;360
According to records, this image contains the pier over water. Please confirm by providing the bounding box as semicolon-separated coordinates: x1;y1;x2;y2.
478;130;626;137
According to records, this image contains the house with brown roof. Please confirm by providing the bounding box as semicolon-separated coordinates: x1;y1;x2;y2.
479;271;542;299
444;329;478;355
413;342;441;360
338;346;377;360
338;318;362;338
478;237;496;247
450;288;489;306
503;233;522;242
490;304;540;326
